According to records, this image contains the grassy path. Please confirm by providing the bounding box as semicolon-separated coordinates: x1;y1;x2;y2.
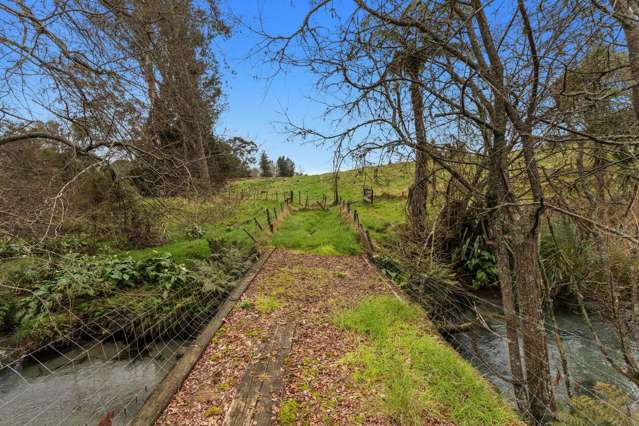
155;210;520;426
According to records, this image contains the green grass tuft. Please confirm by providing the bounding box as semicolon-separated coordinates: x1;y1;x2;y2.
336;295;521;426
254;295;282;313
278;399;299;425
271;210;361;256
203;405;223;417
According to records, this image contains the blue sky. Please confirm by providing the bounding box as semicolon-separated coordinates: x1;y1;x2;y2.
214;1;337;175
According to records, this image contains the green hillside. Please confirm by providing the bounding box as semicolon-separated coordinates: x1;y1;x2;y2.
228;162;414;242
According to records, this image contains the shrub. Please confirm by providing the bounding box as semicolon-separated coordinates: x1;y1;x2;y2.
458;235;499;289
540;217;594;298
0;295;15;331
10;243;254;351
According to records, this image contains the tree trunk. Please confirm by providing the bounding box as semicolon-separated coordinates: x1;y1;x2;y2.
513;232;555;424
613;0;639;122
407;62;428;236
485;101;529;416
193;133;211;190
494;234;529;414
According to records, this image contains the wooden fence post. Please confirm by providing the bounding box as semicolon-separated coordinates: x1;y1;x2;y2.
266;209;273;232
243;228;257;243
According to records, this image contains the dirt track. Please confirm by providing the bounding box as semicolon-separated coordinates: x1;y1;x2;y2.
156;248;396;425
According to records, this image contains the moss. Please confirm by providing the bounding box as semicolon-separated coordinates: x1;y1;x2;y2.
278;399;299;425
336;296;522;425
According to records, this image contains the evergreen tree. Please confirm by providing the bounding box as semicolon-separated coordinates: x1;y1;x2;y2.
259;151;274;177
276;156;295;177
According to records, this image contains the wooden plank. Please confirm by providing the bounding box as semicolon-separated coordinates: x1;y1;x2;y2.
130;249;275;426
223;323;295;426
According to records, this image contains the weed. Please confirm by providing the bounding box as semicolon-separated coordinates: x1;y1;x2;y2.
254;295;282;313
203;405;223;417
278;399;299;425
216;381;232;391
239;300;254;310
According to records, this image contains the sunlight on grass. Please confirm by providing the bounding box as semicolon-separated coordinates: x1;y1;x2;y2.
336;296;522;426
271;210;361;256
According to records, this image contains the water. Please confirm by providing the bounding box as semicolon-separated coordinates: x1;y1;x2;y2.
0;341;183;425
450;306;639;409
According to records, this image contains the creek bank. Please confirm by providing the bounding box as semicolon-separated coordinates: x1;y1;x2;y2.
447;294;639;407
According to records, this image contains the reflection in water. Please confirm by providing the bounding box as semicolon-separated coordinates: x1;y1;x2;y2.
0;341;182;425
450;308;638;408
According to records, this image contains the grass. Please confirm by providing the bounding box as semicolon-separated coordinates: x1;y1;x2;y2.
254;295;282;313
230;162;414;201
271;209;362;255
336;295;522;426
229;163;416;244
278;399;299;425
119;238;211;264
203;405;223;417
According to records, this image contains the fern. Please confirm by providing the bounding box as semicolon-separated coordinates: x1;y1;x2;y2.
553;383;638;426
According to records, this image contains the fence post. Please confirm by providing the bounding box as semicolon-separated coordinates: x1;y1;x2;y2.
266;209;273;232
243;228;257;243
365;230;374;253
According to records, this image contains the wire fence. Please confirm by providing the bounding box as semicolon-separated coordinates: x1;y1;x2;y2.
1;190;637;424
0;190;305;425
337;197;639;424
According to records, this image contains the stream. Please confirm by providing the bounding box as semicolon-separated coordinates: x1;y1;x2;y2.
450;305;639;410
1;308;637;424
0;341;182;425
